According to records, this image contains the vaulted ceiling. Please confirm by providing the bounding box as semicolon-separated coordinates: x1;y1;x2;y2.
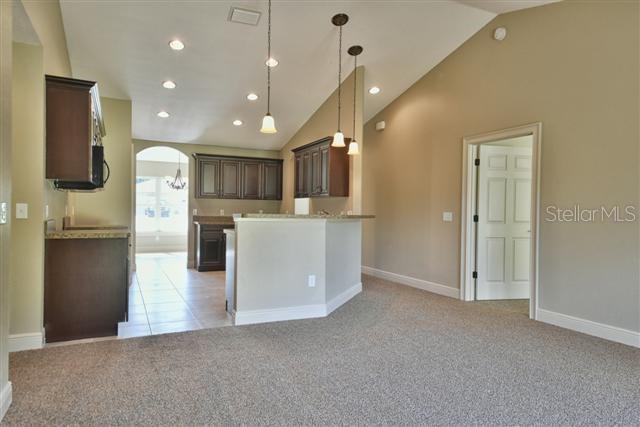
60;0;557;150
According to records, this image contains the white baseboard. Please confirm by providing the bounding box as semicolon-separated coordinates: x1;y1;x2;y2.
235;283;362;326
362;266;459;299
235;304;326;326
9;332;43;352
326;283;362;315
0;381;12;421
537;308;640;348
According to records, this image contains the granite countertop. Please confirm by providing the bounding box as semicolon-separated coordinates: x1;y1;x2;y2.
238;214;375;219
46;230;131;239
193;215;235;225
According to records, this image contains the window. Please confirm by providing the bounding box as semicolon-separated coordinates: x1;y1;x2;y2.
136;176;188;235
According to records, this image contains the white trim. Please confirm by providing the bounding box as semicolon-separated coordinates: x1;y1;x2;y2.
235;283;362;326
537;308;640;348
0;381;11;421
362;266;459;299
9;332;43;352
326;283;362;315
460;122;542;320
235;304;326;325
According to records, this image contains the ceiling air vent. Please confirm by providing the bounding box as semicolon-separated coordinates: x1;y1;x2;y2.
228;7;261;26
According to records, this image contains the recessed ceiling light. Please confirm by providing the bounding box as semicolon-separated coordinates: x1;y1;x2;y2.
233;119;243;126
369;86;381;95
265;57;278;68
157;111;170;118
168;39;184;50
247;93;259;101
162;80;176;89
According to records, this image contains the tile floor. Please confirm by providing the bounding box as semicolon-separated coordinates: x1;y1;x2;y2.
118;252;232;339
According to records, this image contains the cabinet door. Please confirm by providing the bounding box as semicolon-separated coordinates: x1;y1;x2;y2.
242;161;262;199
310;148;322;196
197;159;220;198
46;80;93;181
319;145;330;196
262;162;282;200
198;229;226;271
220;160;241;199
303;151;312;197
295;153;306;198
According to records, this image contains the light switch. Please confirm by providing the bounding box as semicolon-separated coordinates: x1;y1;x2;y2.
45;205;49;219
193;209;198;216
16;203;28;219
0;202;7;224
443;211;453;222
308;275;316;288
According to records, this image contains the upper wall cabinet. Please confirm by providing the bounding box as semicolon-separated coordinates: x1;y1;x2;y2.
292;137;349;198
194;154;282;200
45;75;105;182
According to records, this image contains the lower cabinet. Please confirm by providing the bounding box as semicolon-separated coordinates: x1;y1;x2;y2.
44;237;129;343
196;223;234;271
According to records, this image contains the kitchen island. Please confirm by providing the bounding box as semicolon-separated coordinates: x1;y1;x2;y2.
225;214;374;325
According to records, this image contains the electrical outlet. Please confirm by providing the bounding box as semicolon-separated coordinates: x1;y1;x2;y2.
193;209;198;216
220;209;225;216
16;203;28;219
308;275;316;288
443;212;453;222
45;205;49;219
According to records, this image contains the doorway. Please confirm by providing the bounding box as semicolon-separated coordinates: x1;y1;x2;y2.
460;123;541;319
135;147;189;253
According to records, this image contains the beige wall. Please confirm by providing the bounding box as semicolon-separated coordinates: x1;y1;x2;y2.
0;1;12;417
21;0;71;77
72;98;133;227
279;67;364;215
5;0;72;349
9;43;45;337
21;0;71;231
133;139;282;266
362;0;639;332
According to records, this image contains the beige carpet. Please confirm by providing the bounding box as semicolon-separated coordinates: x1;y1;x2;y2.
4;275;639;425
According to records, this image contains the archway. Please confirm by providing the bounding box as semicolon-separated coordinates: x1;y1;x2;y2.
135;146;189;254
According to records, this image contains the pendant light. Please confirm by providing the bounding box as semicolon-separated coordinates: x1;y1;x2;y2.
167;153;186;190
347;45;362;156
260;0;277;133
331;14;348;147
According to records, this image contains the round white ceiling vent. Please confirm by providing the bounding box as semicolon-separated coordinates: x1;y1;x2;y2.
493;27;507;41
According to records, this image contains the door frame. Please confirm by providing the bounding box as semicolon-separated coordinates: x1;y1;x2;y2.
459;123;542;319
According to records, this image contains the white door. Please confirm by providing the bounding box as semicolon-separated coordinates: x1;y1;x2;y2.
476;143;532;300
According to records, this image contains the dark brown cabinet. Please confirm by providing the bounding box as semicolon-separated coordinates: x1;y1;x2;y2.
242;161;262;199
195;224;233;271
194;154;283;200
220;160;241;199
45;75;105;184
262;162;282;200
293;136;349;198
44;237;129;343
197;159;220;198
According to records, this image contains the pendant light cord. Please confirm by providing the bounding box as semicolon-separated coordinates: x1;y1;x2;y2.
267;0;272;115
337;24;342;132
352;55;357;141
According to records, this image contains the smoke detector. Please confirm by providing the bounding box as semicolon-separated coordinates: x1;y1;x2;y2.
228;7;261;26
493;27;507;41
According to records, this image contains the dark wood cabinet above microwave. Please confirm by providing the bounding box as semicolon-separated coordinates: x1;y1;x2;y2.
193;154;283;200
45;75;106;187
292;136;349;198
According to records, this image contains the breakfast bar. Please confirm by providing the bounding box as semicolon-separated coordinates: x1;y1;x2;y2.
225;214;374;325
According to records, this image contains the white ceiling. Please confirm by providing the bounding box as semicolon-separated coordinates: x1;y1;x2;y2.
60;0;556;150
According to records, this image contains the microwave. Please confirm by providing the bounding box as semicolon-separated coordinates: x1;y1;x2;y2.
54;145;110;191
